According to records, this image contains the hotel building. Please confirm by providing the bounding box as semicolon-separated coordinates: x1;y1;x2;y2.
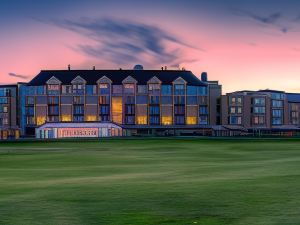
19;66;216;138
0;85;20;139
221;90;300;135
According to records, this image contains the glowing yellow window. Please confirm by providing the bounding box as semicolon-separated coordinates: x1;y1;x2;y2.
186;117;197;125
137;116;147;125
162;116;172;125
112;97;123;124
61;115;72;122
86;115;97;121
36;116;46;125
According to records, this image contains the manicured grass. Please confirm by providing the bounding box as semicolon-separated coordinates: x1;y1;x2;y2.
1;139;300;225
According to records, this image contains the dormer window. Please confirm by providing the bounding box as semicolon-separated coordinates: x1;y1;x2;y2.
47;84;60;95
99;83;110;95
124;84;135;94
148;84;160;95
72;84;85;95
174;84;185;95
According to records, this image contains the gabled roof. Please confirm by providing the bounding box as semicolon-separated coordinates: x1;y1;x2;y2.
28;69;206;86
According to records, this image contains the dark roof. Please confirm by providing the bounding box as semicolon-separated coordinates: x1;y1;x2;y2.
287;93;300;103
28;70;206;86
258;89;285;93
0;84;18;88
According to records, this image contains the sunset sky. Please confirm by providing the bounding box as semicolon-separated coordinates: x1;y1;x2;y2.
1;0;300;93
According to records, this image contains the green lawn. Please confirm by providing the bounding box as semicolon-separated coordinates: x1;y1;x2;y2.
1;139;300;225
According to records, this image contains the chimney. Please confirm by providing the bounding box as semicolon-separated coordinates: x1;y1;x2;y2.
68;64;71;70
201;72;208;82
161;67;164;71
164;66;167;70
93;66;96;70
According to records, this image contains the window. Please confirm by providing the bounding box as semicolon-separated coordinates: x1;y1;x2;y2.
125;96;135;104
230;116;242;125
253;107;265;114
61;96;73;104
86;96;98;104
0;98;8;104
254;98;265;105
99;105;110;115
137;85;147;94
36;86;45;95
149;96;160;104
124;84;135;94
161;85;172;95
230;97;236;104
125;105;135;115
36;96;47;105
162;116;172;125
272;109;283;117
174;84;185;95
186;117;197;125
199;116;208;125
174;105;185;114
187;96;197;105
99;84;110;95
200;106;208;115
48;96;59;105
112;85;122;94
125;116;135;124
99;96;110;104
48;105;59;115
175;116;185;125
253;116;265;125
161;96;172;105
272;100;283;107
230;97;242;105
149;106;160;115
2;106;8;113
198;86;208;96
271;93;285;100
48;116;59;122
73;96;84;104
112;97;123;124
174;96;185;104
47;85;60;95
74;116;84;122
272;118;282;125
137;116;147;125
26;106;34;116
136;95;148;104
26;116;35;125
73;105;84;115
72;84;85;95
149;116;160;125
26;97;34;105
62;85;72;94
187;86;197;95
61;115;72;122
148;84;160;95
230;107;242;114
86;85;97;95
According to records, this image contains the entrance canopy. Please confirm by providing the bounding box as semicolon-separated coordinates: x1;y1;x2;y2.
36;122;124;139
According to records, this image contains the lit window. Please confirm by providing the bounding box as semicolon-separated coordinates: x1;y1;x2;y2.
61;115;72;122
86;115;97;121
136;116;147;125
186;117;197;125
162;116;172;125
36;116;46;125
112;97;123;124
